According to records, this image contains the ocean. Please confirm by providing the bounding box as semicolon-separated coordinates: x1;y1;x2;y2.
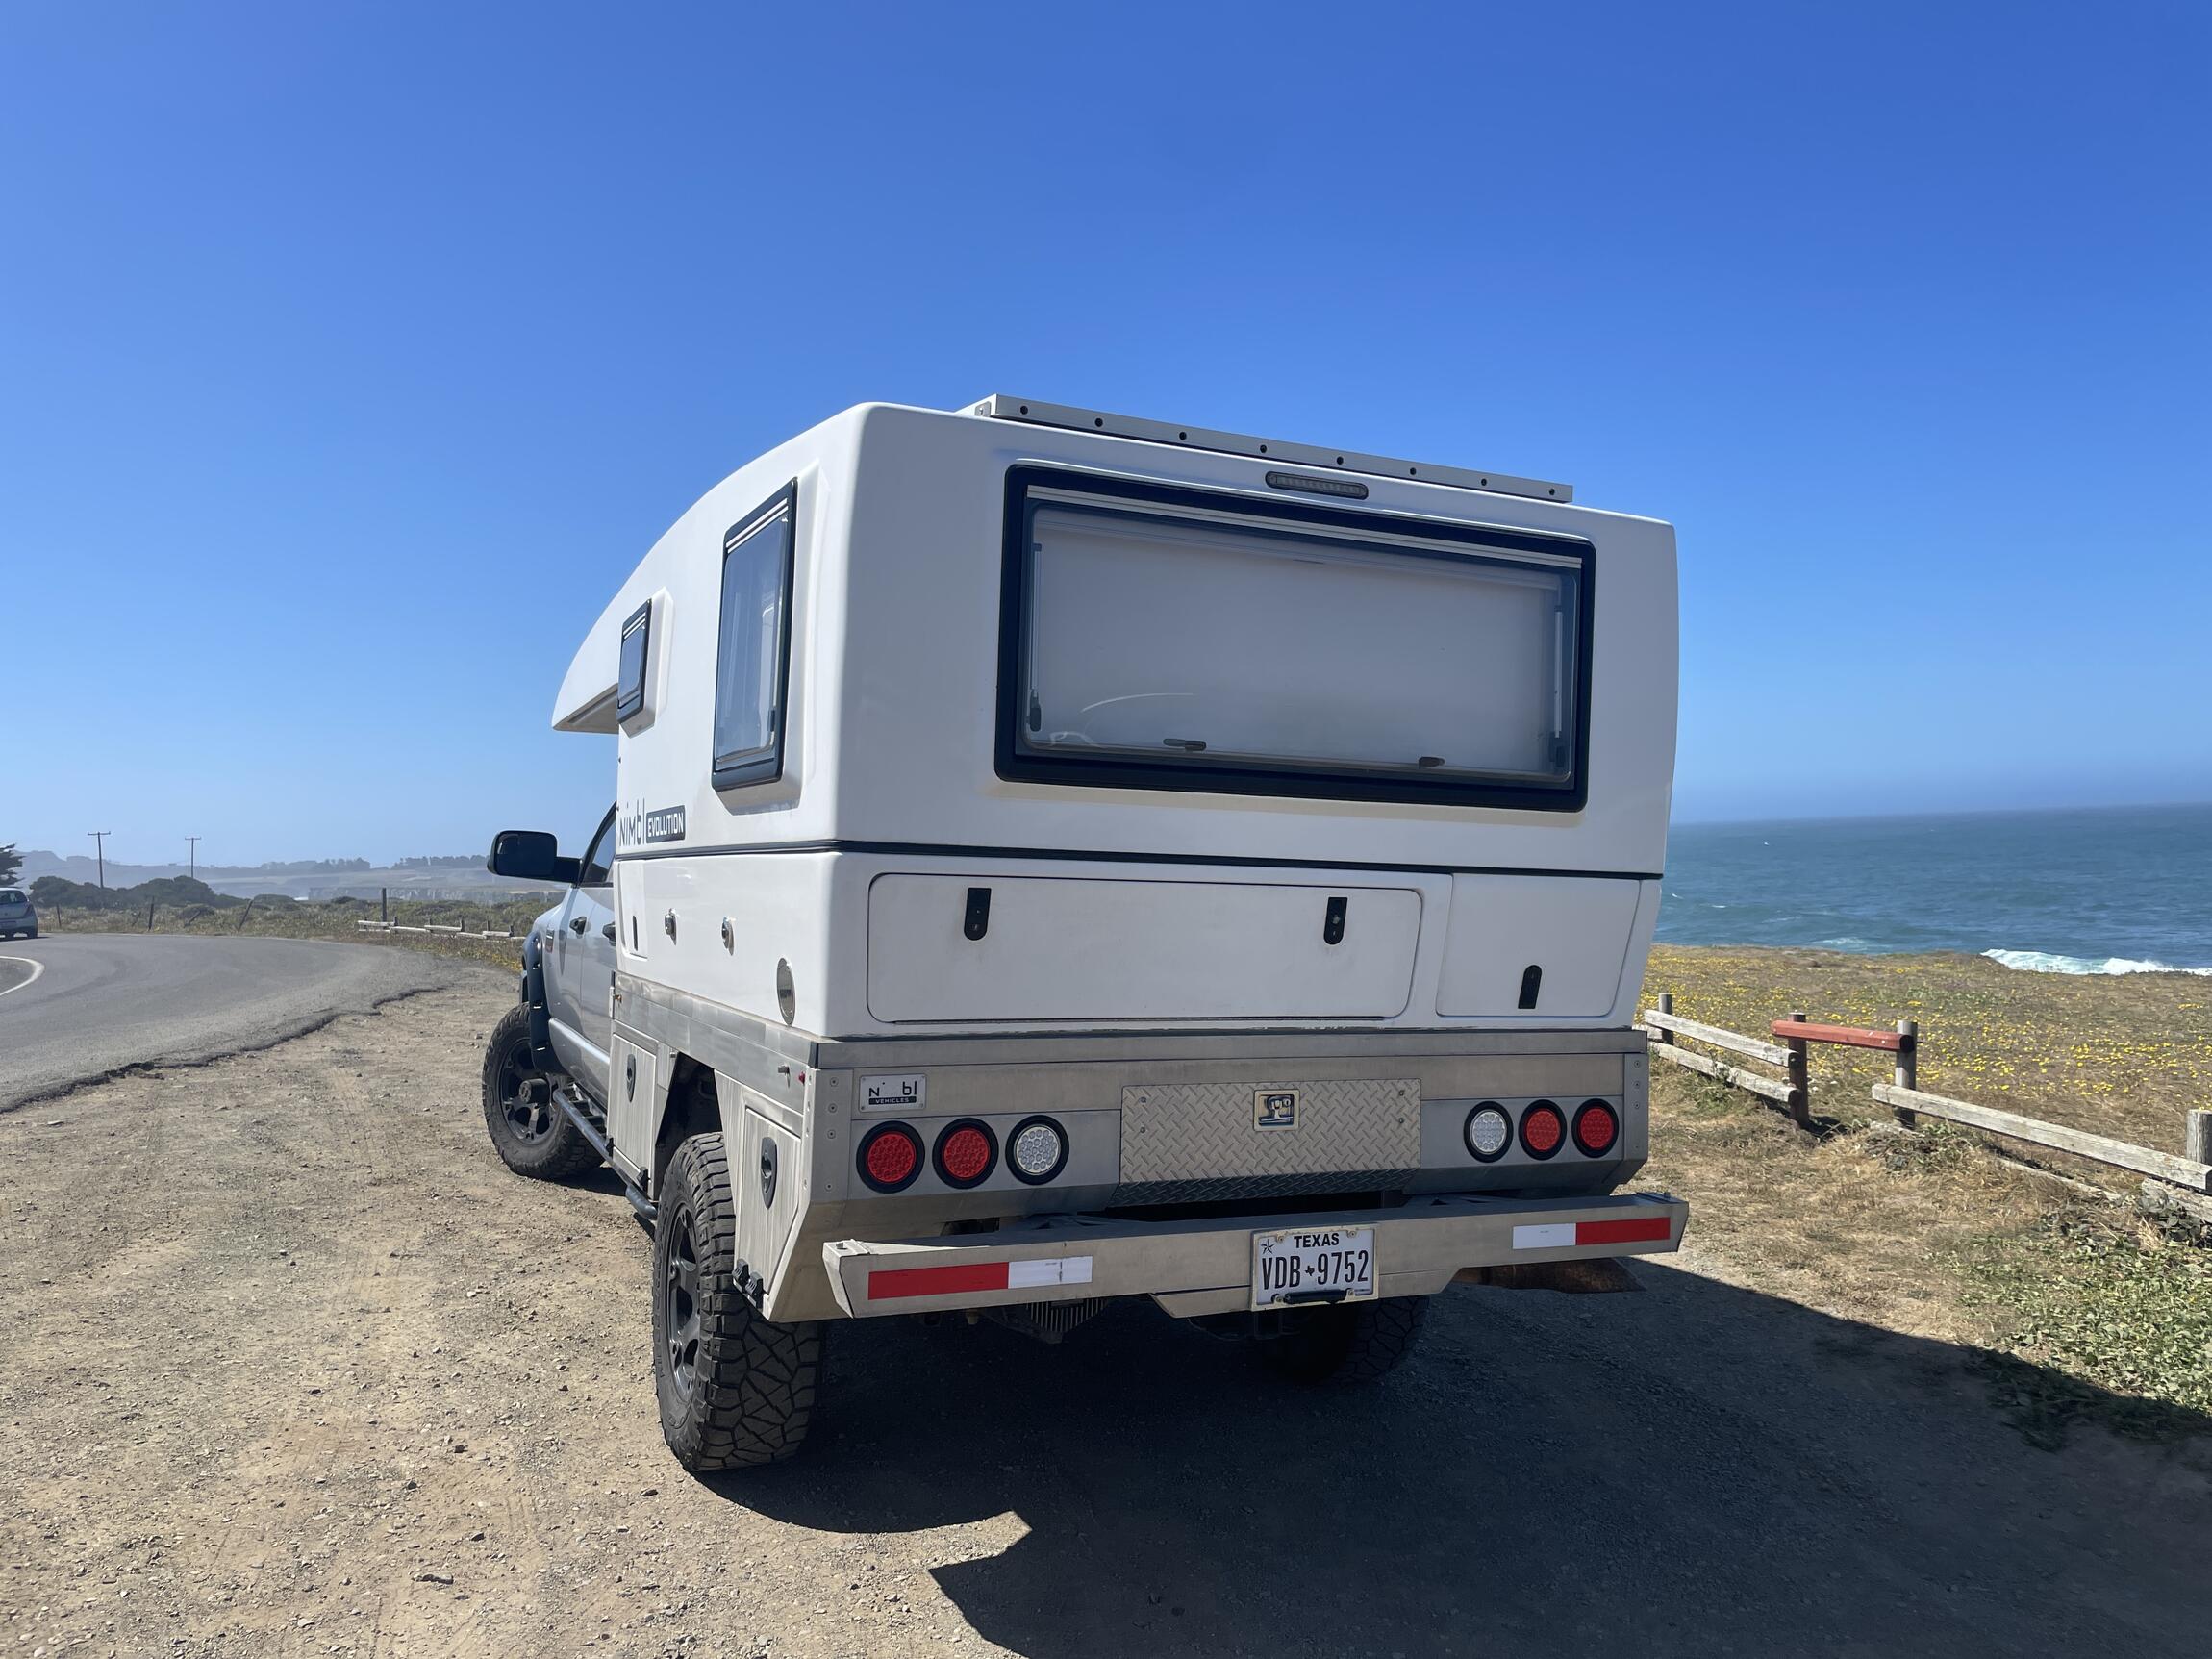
1656;803;2212;975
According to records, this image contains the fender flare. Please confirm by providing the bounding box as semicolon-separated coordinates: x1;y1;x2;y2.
518;929;561;1075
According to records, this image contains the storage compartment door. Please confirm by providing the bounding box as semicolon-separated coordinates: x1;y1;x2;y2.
867;876;1420;1023
1435;875;1640;1018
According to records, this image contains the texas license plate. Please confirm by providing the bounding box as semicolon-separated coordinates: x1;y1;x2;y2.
1250;1226;1376;1310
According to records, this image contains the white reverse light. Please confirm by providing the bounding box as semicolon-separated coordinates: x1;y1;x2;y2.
1008;1118;1068;1183
1465;1103;1512;1162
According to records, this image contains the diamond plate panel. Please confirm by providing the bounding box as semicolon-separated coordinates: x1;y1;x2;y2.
1119;1078;1420;1190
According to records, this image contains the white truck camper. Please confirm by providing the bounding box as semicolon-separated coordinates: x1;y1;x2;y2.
482;396;1684;1470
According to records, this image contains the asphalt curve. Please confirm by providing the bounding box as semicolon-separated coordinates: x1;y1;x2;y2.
0;934;472;1111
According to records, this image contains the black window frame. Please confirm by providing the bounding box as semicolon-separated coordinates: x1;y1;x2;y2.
711;480;800;792
993;465;1596;812
616;600;652;722
578;806;616;887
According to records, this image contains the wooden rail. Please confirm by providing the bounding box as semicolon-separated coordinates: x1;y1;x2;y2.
1647;1040;1805;1108
1644;1009;1791;1067
1642;993;1806;1119
1771;1019;1908;1052
355;920;518;940
1873;1084;2212;1194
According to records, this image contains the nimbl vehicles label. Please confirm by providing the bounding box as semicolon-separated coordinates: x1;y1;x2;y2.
618;802;688;847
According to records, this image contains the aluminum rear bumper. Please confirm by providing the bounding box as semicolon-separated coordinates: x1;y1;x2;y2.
823;1190;1687;1320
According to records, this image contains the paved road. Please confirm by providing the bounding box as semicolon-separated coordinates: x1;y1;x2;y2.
0;933;472;1111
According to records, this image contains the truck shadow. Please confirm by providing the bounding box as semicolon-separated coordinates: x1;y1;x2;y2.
716;1265;2211;1658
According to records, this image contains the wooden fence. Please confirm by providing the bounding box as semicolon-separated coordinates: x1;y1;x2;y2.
355;919;520;941
1641;992;2212;1214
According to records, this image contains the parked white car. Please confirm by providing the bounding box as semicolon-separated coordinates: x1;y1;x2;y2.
485;396;1684;1470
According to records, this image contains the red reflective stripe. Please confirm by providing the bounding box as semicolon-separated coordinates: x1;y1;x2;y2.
867;1262;1011;1300
1576;1216;1672;1245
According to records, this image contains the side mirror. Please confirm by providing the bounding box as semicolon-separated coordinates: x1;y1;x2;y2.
487;829;582;887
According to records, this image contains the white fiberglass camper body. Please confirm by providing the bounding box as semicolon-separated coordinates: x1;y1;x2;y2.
490;396;1684;1469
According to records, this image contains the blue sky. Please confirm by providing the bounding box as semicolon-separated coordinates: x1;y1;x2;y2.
5;1;2206;866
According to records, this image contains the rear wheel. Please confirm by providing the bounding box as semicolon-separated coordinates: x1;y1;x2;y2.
1262;1295;1429;1384
653;1132;823;1470
480;1004;599;1180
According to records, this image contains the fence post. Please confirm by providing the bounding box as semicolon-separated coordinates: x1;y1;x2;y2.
1890;1018;1920;1126
1784;1010;1810;1127
147;899;157;931
1656;992;1675;1045
381;886;389;923
2188;1110;2210;1168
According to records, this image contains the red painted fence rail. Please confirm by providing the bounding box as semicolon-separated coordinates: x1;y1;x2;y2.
1769;1019;1912;1053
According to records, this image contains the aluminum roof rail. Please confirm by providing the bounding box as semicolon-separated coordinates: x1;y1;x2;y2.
970;394;1572;504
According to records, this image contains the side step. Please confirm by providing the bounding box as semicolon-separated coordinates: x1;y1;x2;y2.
550;1083;657;1225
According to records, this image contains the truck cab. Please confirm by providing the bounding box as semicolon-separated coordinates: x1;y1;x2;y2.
484;396;1684;1470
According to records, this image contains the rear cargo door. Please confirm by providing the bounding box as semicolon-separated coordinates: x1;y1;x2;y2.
866;875;1420;1023
1434;874;1641;1018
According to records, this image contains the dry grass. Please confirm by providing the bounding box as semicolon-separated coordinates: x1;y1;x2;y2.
1641;1068;2051;1345
38;895;532;968
1635;944;2212;1439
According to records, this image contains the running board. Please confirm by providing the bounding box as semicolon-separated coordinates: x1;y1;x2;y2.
549;1083;656;1226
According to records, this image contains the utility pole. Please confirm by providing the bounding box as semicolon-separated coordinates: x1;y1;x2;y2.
187;836;201;881
88;830;111;889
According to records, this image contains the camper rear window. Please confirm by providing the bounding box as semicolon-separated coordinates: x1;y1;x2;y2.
712;483;797;790
997;467;1593;810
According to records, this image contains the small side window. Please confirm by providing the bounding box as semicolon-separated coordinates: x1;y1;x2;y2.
713;482;797;790
616;600;651;722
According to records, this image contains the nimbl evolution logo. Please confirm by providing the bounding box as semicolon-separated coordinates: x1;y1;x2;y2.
617;803;688;847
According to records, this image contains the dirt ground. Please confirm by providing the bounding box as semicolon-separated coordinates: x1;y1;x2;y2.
3;971;2208;1659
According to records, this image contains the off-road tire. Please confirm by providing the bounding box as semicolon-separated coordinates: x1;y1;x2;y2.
1262;1295;1429;1384
652;1133;823;1470
480;1004;599;1180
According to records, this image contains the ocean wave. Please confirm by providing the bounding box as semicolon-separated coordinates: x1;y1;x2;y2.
1983;949;2212;977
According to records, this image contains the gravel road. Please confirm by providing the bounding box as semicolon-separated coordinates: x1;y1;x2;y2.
1;974;2205;1658
0;934;465;1111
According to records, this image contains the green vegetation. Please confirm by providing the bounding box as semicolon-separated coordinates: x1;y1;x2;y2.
0;842;20;886
1959;1209;2212;1446
32;874;251;911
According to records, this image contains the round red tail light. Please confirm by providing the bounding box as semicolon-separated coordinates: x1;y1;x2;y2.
933;1119;998;1189
1572;1099;1620;1156
858;1122;922;1192
1519;1100;1566;1160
